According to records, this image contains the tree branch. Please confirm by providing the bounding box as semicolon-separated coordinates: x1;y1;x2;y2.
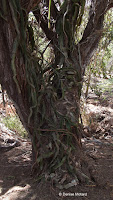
21;0;41;12
80;0;113;68
33;8;57;44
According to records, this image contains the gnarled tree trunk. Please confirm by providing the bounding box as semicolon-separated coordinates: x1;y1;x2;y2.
0;0;113;183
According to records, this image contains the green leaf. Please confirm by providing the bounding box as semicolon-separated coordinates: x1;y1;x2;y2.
48;0;51;29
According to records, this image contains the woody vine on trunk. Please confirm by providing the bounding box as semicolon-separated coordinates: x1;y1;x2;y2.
0;0;113;186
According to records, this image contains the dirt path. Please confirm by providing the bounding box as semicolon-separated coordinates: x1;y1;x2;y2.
0;127;113;200
0;86;113;200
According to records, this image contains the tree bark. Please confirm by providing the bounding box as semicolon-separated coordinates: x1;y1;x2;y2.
0;0;113;182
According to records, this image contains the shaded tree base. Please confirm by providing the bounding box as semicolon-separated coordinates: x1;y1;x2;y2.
31;135;93;189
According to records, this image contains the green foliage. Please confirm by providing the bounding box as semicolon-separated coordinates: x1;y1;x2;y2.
84;8;113;97
2;116;28;138
97;78;113;94
90;8;113;78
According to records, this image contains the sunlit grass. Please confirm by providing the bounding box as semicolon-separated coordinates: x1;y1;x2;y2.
2;115;28;138
98;78;113;94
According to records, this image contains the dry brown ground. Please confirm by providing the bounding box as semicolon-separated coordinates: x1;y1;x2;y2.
0;87;113;200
